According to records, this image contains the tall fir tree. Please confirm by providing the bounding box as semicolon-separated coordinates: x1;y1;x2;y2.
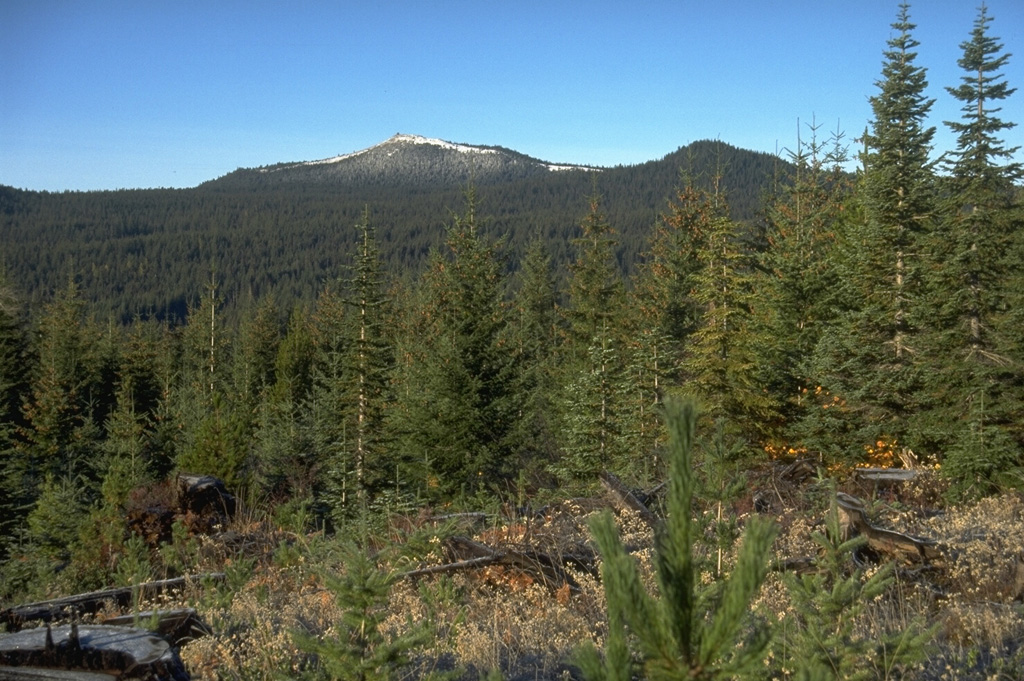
390;189;515;498
175;273;247;486
339;209;394;510
0;273;32;560
943;3;1022;192
563;194;626;357
640;180;715;349
100;373;152;508
553;195;631;485
309;282;352;518
506;239;562;480
760;121;850;448
118;318;177;479
807;3;936;460
20;279;103;487
683;187;777;444
623;181;716;474
231;295;281;421
250;306;317;501
923;4;1024;494
97;317;165;504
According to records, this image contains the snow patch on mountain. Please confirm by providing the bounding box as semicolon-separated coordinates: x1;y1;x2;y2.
253;133;601;178
302;133;498;167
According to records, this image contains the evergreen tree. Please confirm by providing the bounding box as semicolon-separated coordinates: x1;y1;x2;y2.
555;328;628;484
623;182;714;475
924;4;1024;493
178;392;249;488
141;321;181;481
177;273;229;413
390;189;515;498
808;3;936;460
232;295;281;419
641;180;716;349
100;373;153;508
778;496;933;679
309;282;352;518
305;209;395;521
293;544;437;681
340;209;394;507
760;121;850;446
506;240;562;479
385;280;434;496
0;273;32;559
577;397;776;681
943;4;1022;193
861;3;936;360
250;307;317;500
174;274;247;484
683;189;777;443
563;195;626;357
25;473;90;564
554;196;631;485
20;279;103;487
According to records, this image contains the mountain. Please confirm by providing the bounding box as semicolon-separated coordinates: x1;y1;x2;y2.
205;133;601;190
0;137;788;323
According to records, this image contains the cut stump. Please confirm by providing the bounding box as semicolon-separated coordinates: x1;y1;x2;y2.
0;624;189;680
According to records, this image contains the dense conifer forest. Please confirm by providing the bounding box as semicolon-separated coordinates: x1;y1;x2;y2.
1;4;1024;679
0;140;780;323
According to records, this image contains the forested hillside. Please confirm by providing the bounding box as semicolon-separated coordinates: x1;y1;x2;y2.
0;140;781;323
2;5;1024;679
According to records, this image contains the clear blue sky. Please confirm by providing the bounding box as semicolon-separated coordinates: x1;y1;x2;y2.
2;1;1022;191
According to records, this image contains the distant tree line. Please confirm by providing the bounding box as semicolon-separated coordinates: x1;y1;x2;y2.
0;141;781;325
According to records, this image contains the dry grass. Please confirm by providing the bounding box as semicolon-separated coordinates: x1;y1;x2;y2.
17;471;1019;680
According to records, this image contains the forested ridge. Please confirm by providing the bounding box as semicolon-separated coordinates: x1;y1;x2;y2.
2;5;1024;679
1;139;780;324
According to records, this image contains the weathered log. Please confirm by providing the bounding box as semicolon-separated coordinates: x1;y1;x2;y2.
424;512;491;530
401;556;502;580
100;609;210;646
835;493;943;563
771;556;820;574
778;458;816;484
0;667;118;679
1;575;224;632
854;468;919;483
0;624;189;680
599;471;659;529
401;536;587;592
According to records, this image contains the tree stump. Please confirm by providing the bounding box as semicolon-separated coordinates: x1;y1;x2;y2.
0;624;189;680
835;492;943;563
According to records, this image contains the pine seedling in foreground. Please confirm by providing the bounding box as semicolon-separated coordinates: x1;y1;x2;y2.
577;396;776;681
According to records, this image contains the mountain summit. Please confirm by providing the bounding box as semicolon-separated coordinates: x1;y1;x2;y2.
208;133;600;190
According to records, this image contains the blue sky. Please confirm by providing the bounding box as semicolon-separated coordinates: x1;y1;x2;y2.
2;1;1022;191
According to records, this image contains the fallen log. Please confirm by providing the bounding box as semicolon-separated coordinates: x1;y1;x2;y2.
100;609;211;646
771;556;820;574
599;471;659;529
1;575;225;632
426;512;490;526
0;624;189;680
854;468;919;483
778;458;817;484
400;536;590;592
835;493;944;563
401;555;502;580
